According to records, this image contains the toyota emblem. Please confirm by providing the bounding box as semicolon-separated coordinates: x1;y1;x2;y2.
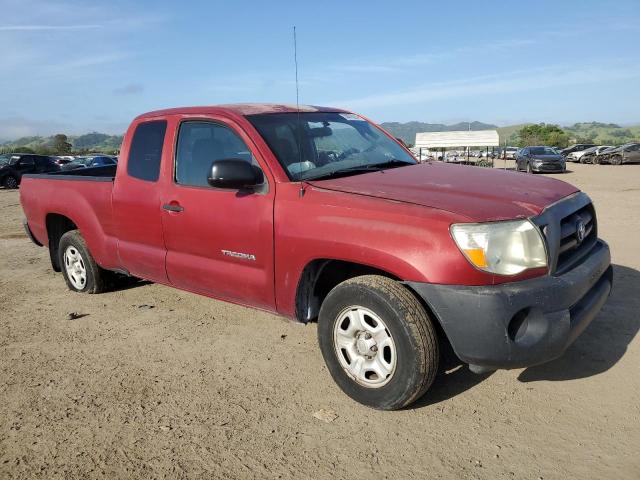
576;220;586;243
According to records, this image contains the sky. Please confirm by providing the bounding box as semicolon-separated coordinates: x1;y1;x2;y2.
1;0;639;139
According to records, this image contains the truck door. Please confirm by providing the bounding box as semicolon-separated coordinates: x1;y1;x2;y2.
160;118;276;310
112;119;170;283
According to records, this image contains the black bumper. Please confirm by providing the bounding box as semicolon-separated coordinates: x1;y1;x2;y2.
408;239;612;370
532;162;565;172
23;218;43;246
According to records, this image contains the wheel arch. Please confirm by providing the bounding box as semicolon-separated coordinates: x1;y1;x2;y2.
45;213;78;271
294;258;402;323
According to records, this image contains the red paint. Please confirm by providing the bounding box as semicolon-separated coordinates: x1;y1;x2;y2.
20;104;580;320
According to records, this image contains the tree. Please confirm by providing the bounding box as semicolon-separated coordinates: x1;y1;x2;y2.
52;134;72;154
516;123;570;148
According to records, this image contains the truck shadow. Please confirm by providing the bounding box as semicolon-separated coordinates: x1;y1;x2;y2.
518;263;639;382
410;338;493;409
412;263;638;408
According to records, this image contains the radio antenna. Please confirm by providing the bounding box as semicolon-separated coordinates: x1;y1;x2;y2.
293;25;300;110
293;25;304;179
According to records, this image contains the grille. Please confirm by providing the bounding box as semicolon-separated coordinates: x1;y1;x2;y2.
556;203;597;273
533;192;598;276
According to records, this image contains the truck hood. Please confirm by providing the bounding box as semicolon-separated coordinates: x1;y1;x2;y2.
307;162;579;221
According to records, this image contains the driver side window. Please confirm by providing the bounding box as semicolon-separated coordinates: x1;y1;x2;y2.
175;121;257;187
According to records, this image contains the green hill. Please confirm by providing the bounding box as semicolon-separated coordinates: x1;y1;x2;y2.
2;121;638;155
562;122;640;146
382;121;639;147
381;121;498;145
1;132;123;154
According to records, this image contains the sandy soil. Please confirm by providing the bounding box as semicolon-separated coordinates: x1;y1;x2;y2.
0;162;638;479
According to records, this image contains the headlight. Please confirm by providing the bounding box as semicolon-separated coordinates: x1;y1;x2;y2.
450;220;547;275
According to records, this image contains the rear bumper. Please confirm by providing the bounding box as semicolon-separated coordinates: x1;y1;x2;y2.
23;218;43;246
408;239;612;369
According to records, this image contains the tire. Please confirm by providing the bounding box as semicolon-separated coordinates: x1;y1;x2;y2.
318;275;439;410
58;230;107;293
2;175;18;189
610;155;622;166
526;162;533;174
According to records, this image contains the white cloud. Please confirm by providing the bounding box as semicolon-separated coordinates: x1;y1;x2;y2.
0;116;71;140
0;24;102;31
330;64;640;110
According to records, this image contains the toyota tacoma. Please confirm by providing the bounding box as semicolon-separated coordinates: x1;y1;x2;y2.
19;104;612;410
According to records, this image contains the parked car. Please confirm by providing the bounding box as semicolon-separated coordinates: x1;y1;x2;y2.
560;144;596;157
53;156;76;166
20;104;612;410
515;146;566;173
591;146;617;165
63;155;118;170
478;150;496;159
579;146;612;164
566;148;593;163
0;153;60;188
501;147;519;159
598;143;640;165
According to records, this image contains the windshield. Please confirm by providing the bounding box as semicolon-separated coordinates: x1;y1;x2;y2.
247;112;416;180
530;147;558;155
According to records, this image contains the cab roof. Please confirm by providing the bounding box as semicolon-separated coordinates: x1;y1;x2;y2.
136;103;348;119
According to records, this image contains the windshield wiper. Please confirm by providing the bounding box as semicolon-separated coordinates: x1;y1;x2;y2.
302;159;413;181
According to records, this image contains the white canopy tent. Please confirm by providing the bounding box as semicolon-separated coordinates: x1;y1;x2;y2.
414;130;500;164
415;130;499;149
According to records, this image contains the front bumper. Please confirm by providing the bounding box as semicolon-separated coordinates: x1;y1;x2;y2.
532;162;565;172
408;239;612;369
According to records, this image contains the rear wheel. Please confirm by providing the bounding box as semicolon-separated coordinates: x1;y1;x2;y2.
610;155;622;166
318;275;439;410
58;230;108;293
2;175;18;189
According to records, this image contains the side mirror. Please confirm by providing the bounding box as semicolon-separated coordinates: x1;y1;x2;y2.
395;137;408;148
208;158;264;190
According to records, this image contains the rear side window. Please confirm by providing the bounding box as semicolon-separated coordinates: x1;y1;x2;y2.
127;120;167;182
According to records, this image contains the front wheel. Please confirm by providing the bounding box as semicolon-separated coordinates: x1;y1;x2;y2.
58;230;108;293
610;155;622;165
526;162;533;173
2;175;18;189
318;275;439;410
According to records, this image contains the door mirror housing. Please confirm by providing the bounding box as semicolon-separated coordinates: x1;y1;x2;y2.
207;158;264;190
395;137;408;148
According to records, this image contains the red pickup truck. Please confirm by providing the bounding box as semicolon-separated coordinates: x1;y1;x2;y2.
20;104;612;410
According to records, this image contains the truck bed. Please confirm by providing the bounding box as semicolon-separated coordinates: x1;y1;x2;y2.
20;165;120;271
26;164;117;180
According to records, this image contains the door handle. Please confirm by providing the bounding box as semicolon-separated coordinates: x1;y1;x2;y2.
162;203;184;212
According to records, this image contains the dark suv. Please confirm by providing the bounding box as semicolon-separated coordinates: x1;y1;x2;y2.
0;154;60;189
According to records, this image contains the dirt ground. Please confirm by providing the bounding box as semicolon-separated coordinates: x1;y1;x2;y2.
0;161;638;479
